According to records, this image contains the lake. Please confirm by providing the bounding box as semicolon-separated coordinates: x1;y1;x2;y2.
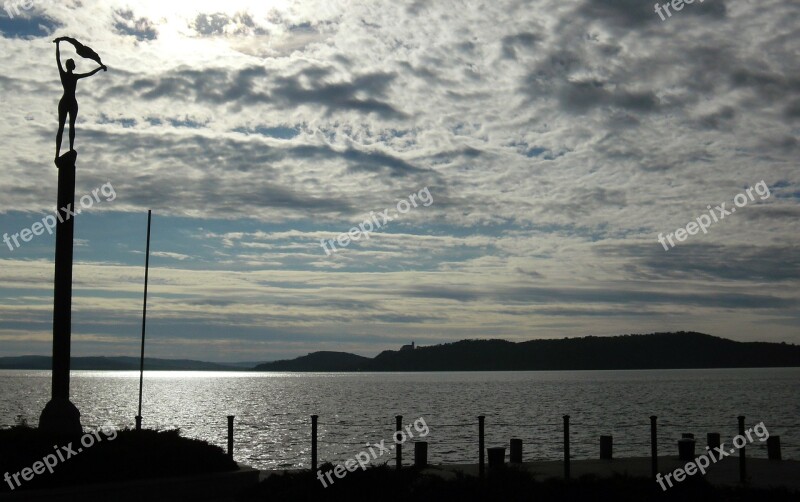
1;368;798;470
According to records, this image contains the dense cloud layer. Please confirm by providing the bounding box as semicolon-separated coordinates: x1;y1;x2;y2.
0;0;797;361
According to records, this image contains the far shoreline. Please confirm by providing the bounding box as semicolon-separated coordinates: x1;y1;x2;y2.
2;366;800;372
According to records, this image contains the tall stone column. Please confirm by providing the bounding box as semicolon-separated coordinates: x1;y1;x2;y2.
39;150;82;436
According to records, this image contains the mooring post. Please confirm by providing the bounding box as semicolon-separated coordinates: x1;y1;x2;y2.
510;438;523;463
600;435;613;459
678;435;696;460
563;415;570;479
478;415;485;478
414;441;428;468
738;416;746;483
707;432;721;451
396;415;402;470
227;415;235;461
650;415;658;480
311;415;318;471
767;436;781;460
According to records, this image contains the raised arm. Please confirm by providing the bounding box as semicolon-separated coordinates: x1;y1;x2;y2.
54;39;64;74
75;64;107;79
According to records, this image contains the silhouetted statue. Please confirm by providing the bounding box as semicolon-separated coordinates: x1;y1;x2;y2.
40;38;107;435
53;37;107;163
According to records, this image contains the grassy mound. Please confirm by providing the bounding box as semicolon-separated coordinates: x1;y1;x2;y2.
0;425;238;492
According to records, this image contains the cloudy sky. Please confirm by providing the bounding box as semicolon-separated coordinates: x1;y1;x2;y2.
0;0;797;362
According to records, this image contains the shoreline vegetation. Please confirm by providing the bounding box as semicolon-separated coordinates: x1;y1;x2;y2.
1;332;799;372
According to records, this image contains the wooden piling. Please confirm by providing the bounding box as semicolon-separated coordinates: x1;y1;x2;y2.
650;415;657;480
227;415;234;461
396;415;403;470
414;441;428;467
678;437;695;460
563;415;570;479
478;416;485;478
487;447;505;468
311;415;318;471
707;432;721;451
738;416;746;483
767;436;781;460
600;435;612;460
510;438;523;463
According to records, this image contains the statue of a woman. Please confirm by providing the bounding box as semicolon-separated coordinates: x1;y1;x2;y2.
54;37;106;162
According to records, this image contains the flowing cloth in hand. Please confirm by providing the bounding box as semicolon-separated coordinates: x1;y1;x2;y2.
59;37;104;66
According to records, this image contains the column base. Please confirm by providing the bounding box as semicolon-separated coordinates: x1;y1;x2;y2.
55;149;77;169
39;398;82;436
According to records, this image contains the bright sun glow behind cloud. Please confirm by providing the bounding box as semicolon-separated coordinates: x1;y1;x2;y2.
127;0;293;19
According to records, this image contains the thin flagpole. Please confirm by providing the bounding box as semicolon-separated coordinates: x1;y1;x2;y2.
136;210;152;431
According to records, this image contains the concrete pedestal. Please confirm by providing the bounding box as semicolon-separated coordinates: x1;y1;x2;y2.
39;397;82;436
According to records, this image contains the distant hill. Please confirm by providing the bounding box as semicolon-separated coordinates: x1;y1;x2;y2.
254;351;372;372
0;356;244;371
253;332;800;372
6;333;798;372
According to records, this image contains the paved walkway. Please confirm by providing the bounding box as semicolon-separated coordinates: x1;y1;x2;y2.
262;457;800;491
425;457;800;490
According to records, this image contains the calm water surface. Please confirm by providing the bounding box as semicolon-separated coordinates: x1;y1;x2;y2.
1;368;798;469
